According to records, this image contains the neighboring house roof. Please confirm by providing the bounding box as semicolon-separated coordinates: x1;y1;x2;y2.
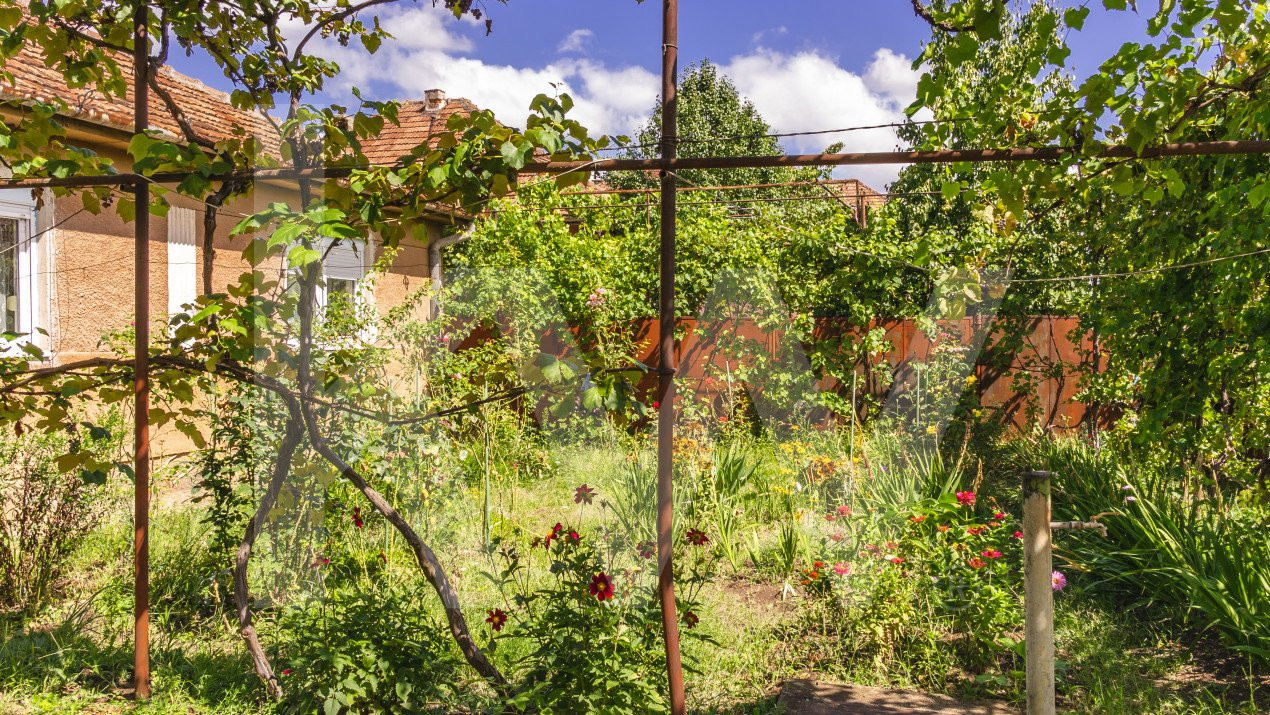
360;97;482;166
0;34;479;167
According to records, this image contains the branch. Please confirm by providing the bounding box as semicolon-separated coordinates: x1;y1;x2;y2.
298;392;510;694
148;73;215;149
910;0;975;32
291;0;398;61
234;407;303;701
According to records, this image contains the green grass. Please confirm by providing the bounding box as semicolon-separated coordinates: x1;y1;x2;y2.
1;438;1264;714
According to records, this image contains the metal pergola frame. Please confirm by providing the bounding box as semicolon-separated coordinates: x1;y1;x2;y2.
4;1;1268;711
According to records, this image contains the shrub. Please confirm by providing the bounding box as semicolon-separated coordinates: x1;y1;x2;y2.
275;583;466;714
490;520;694;714
0;419;119;612
1013;437;1270;664
798;489;1024;688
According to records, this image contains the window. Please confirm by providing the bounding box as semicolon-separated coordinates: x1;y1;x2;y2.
0;192;42;353
317;238;368;315
0;217;19;334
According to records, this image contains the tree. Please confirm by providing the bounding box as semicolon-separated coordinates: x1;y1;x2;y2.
0;0;607;699
607;60;824;193
904;0;1270;482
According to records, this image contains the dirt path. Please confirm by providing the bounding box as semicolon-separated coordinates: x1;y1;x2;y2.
778;679;1018;714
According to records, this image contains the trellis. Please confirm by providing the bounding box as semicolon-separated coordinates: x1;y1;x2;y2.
4;1;1270;712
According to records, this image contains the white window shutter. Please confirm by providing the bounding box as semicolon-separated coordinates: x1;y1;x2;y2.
167;206;198;315
323;239;366;282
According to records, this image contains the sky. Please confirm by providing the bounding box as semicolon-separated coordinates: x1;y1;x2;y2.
171;1;1153;188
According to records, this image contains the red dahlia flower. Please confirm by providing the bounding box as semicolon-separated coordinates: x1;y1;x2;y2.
683;611;700;629
486;609;508;631
589;572;616;601
352;506;364;529
637;540;656;559
685;528;710;546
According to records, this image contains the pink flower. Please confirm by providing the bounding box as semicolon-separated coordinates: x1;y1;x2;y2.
1051;571;1067;591
955;491;976;507
982;549;1002;559
889;556;905;565
829;531;845;542
833;562;851;576
836;505;851;516
1012;530;1024;539
824;512;838;522
993;511;1006;520
574;484;596;505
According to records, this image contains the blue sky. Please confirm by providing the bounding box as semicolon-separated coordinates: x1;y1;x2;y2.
171;1;1153;187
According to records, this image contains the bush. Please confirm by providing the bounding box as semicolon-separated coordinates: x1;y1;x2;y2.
1013;437;1270;664
275;582;466;714
798;487;1024;689
491;521;687;714
0;420;119;612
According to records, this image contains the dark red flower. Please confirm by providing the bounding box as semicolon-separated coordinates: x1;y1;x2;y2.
636;540;656;559
1012;530;1024;539
652;401;661;409
567;530;582;544
589;572;615;601
684;528;710;546
312;555;330;568
544;522;564;549
281;668;292;676
486;609;508;631
574;484;596;505
683;611;700;629
994;511;1006;520
379;551;387;563
352;506;364;529
889;556;905;565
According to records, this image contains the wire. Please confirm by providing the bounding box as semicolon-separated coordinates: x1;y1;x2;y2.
593;117;975;153
1010;247;1270;283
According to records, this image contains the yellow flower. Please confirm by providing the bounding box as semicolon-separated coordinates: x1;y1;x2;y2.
964;375;977;386
925;425;938;435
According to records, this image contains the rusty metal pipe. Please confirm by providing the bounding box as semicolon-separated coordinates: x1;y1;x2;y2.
132;1;151;701
656;1;687;713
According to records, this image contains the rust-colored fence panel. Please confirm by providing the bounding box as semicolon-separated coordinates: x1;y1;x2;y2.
465;315;1097;432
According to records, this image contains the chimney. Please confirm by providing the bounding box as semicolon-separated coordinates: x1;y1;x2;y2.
424;88;447;112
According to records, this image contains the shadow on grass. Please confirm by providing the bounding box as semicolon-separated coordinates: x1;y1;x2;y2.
1;606;265;713
1056;591;1268;714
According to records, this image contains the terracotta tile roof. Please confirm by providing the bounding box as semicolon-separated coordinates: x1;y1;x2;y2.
360;98;481;166
0;32;280;154
0;32;478;167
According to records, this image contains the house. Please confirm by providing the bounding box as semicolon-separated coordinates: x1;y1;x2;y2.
0;39;479;365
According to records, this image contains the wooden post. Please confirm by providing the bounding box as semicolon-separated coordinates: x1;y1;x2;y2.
132;1;152;700
1023;470;1055;715
655;1;687;713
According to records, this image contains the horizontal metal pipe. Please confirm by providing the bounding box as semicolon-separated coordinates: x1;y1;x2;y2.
3;140;1269;189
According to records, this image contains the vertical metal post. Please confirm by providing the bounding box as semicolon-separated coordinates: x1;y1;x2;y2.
655;0;687;712
1023;470;1055;715
132;2;152;701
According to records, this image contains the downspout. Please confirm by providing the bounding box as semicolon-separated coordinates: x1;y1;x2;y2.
429;226;474;319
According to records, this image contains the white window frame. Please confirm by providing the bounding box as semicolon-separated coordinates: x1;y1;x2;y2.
284;236;377;344
0;194;43;357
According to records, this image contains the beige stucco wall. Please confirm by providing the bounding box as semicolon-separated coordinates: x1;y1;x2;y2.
45;143;440;363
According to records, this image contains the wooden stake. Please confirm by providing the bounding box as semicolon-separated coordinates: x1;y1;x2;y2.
1023;470;1055;715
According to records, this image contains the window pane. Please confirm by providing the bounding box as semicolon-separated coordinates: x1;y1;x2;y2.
0;218;17;333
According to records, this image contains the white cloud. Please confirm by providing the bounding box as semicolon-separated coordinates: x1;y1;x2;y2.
722;48;926;187
558;29;594;54
305;5;923;187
